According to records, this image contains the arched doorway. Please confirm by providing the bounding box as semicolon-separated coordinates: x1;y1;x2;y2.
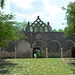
18;40;31;58
18;40;31;53
0;40;15;58
67;40;75;57
47;40;61;57
71;47;75;57
33;47;41;58
32;40;46;58
67;40;75;50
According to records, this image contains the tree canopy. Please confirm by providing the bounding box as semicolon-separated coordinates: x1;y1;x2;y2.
64;2;75;37
0;0;5;9
0;0;27;47
14;20;27;32
58;29;64;32
0;12;23;47
52;29;57;32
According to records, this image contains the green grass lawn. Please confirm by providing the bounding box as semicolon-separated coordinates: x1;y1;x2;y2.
0;58;75;75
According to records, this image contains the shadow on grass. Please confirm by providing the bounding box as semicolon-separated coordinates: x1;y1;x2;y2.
70;63;75;66
0;59;17;74
69;58;75;75
68;58;75;66
71;69;75;75
70;63;75;74
0;70;9;74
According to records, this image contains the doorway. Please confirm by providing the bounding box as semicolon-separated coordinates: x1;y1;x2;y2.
71;47;75;57
33;47;41;58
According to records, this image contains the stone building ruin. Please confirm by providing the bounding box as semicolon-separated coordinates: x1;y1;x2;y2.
0;16;75;58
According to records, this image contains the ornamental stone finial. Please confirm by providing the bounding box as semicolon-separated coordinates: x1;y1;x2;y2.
37;16;40;19
47;22;50;25
28;21;30;25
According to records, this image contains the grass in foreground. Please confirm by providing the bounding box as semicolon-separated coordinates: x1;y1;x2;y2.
0;58;75;75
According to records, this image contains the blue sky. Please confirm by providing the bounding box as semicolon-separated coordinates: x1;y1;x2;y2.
1;0;75;30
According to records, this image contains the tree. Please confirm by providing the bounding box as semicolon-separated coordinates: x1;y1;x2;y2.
0;0;5;9
58;29;64;32
0;12;27;47
14;20;27;32
63;2;75;37
52;29;57;32
0;12;16;47
0;0;27;47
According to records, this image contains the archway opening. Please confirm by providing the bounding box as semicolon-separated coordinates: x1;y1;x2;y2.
47;40;61;58
71;47;75;57
33;47;41;58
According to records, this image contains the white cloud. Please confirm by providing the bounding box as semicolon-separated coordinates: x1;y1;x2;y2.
5;0;11;12
42;0;64;19
3;0;64;20
2;0;67;30
1;0;11;14
15;12;44;22
11;0;36;9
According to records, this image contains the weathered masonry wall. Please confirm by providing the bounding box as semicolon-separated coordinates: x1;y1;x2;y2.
0;32;75;58
25;32;75;57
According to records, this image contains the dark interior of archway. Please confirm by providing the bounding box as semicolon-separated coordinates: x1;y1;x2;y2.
48;42;60;53
71;47;75;57
68;42;74;49
33;41;45;51
33;48;40;58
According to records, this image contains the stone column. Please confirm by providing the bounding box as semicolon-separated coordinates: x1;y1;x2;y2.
61;48;63;58
31;48;33;58
70;49;72;57
0;47;1;52
46;48;48;58
15;47;16;59
0;47;1;58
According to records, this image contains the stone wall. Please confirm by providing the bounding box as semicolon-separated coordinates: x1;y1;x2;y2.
0;32;75;58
